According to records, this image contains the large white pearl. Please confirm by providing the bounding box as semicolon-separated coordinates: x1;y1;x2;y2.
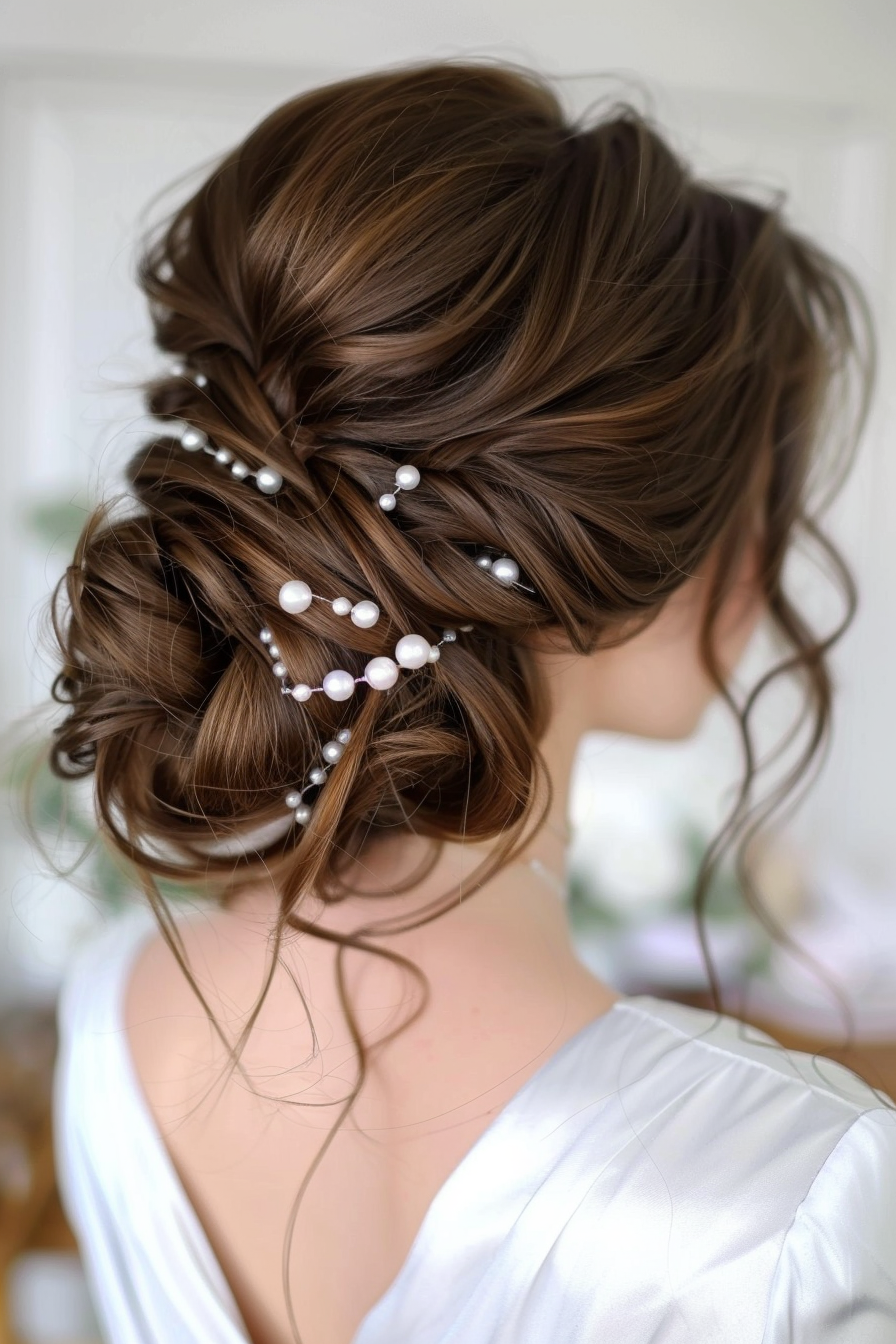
322;669;356;701
294;803;313;825
180;427;207;451
332;597;352;616
350;600;379;628
256;466;283;494
279;580;313;614
378;492;397;511
395;464;420;491
364;656;399;690
395;634;431;670
291;683;312;702
321;739;344;763
491;556;520;586
271;661;287;677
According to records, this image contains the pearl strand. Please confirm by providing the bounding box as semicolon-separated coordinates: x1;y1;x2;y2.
178;425;284;495
171;358;283;495
278;580;380;630
259;623;471;703
377;462;420;512
282;727;352;826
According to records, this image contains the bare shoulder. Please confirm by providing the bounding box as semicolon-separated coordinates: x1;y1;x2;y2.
123;903;312;1101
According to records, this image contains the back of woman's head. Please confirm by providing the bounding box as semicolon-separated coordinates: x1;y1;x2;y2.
48;59;871;930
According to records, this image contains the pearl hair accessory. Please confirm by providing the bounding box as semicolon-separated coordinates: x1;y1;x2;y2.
259;621;466;705
171;358;284;495
170;358;208;389
282;727;352;826
178;424;284;495
475;552;519;586
372;465;535;597
377;462;420;512
162;356;538;831
278;579;381;629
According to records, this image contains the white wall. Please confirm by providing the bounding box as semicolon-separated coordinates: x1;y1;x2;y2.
1;1;895;994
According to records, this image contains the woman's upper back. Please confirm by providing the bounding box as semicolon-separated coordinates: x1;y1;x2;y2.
115;886;621;1344
54;902;896;1344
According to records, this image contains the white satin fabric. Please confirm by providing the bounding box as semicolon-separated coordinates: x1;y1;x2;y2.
55;907;896;1343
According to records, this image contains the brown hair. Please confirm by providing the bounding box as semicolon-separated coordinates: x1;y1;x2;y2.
47;58;875;1336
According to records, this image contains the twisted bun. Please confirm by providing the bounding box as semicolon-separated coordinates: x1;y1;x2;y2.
49;60;870;915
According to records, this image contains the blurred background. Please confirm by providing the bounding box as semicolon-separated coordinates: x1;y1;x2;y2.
0;1;894;1340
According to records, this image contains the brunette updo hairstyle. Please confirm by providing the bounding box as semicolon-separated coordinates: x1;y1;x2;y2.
50;62;871;1023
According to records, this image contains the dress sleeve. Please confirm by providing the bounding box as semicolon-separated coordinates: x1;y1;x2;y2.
762;1107;896;1342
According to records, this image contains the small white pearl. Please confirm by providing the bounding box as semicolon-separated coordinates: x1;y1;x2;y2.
491;556;520;586
395;634;431;670
180;427;208;451
309;767;327;786
336;728;352;744
427;645;440;662
256;466;283;495
332;597;352;617
395;464;420;491
231;460;250;479
322;669;356;701
285;790;302;809
442;629;457;642
267;644;280;660
459;623;474;632
321;740;344;763
294;803;313;825
194;372;208;388
475;554;493;570
214;447;234;465
291;683;312;702
271;661;287;677
170;359;186;377
259;628;273;644
279;580;313;614
364;655;399;690
378;492;397;511
350;600;379;629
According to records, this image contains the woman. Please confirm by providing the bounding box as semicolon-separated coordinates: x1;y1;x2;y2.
49;60;895;1344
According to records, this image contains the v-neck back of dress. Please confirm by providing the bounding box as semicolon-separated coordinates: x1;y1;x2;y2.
54;906;896;1343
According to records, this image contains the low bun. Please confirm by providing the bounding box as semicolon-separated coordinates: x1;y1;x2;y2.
51;419;553;896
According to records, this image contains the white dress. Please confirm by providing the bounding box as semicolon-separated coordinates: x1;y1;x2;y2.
54;906;896;1343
